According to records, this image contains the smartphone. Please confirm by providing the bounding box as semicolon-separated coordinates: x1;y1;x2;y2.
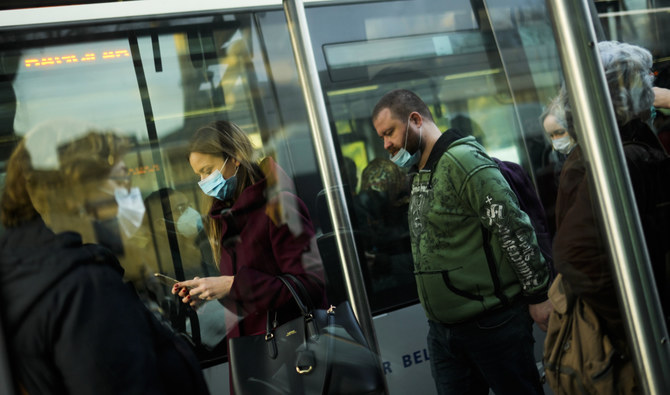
153;273;179;286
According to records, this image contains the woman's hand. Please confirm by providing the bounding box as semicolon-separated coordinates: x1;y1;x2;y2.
172;276;235;307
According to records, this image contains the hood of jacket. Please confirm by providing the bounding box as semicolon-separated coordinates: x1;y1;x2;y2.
409;128;471;175
0;217;122;328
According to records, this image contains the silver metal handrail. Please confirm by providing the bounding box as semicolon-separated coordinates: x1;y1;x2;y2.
282;0;382;360
546;0;670;393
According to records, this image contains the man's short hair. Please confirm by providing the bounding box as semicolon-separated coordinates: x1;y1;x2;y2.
372;89;434;123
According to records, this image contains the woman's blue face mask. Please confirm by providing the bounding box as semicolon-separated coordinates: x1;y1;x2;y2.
198;158;238;201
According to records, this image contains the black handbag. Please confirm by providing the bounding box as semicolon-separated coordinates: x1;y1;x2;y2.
228;274;386;395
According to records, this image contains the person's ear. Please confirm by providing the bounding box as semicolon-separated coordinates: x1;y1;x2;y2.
409;112;423;128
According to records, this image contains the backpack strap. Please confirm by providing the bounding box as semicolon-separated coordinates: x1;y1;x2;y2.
409;128;467;188
427;129;467;168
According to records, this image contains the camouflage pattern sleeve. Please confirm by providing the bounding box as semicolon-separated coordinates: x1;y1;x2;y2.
454;156;549;300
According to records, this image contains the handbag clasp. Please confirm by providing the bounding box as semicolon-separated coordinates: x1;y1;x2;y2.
296;365;313;374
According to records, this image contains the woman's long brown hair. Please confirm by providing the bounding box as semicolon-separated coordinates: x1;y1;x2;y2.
188;120;263;267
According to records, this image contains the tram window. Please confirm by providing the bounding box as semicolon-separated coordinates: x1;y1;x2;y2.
0;9;325;365
305;0;556;312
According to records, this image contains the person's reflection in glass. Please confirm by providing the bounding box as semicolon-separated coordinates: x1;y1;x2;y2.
144;187;227;349
0;121;209;395
356;158;413;292
144;188;214;281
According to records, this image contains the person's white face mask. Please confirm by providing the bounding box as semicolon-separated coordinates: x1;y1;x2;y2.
175;207;203;238
114;187;146;237
552;135;576;155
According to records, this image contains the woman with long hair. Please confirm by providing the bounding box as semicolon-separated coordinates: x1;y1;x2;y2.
172;120;326;346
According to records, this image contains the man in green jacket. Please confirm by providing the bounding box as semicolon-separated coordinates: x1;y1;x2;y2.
372;89;552;394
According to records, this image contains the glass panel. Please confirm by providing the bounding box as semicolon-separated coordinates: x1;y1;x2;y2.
0;9;321;365
489;0;670;389
484;0;564;235
595;0;670;360
307;0;542;313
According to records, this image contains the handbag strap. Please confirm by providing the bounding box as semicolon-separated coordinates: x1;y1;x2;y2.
282;273;316;310
278;274;329;394
283;275;335;395
276;275;311;316
280;274;323;340
273;275;321;340
262;275;313;359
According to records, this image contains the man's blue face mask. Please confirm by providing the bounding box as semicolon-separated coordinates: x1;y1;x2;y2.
390;115;421;168
198;158;238;201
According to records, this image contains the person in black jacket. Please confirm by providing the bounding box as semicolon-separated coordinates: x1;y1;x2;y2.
0;121;209;395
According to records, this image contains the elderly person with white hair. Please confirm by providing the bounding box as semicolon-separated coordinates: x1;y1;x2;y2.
540;90;576;156
549;40;669;394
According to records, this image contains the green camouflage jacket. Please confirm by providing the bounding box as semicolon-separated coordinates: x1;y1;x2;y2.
409;131;549;324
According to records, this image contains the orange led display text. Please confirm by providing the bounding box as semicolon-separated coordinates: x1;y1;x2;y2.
24;50;130;68
128;164;160;176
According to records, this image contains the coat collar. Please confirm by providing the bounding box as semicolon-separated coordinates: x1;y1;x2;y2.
410;128;469;174
209;157;297;235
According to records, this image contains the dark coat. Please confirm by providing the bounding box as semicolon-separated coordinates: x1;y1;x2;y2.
553;119;666;345
0;217;209;395
211;157;326;339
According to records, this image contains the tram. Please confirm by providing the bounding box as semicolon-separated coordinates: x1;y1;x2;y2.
0;0;668;394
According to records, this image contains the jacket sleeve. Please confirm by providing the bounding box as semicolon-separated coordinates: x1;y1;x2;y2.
230;192;326;312
448;149;549;303
51;264;165;395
